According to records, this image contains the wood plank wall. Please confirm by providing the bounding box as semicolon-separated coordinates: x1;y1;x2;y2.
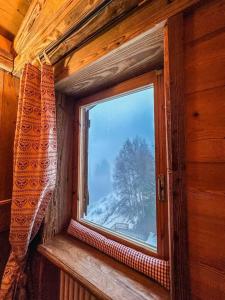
43;93;74;241
0;231;10;283
0;70;19;283
0;70;19;201
0;35;13;72
28;253;60;300
164;14;188;299
184;0;225;298
0;0;30;39
13;0;200;77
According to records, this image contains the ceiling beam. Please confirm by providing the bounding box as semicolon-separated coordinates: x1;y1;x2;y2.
13;0;147;76
55;22;164;97
0;0;30;39
0;35;13;72
13;0;200;78
13;0;112;75
54;0;200;87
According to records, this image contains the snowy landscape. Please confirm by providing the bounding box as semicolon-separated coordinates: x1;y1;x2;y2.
82;88;157;249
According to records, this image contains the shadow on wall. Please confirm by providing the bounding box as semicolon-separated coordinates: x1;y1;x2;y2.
0;231;10;283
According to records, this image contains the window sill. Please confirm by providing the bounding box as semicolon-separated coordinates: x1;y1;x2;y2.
38;234;169;300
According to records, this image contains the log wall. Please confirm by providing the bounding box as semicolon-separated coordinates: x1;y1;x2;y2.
43;93;74;241
184;0;225;298
0;70;19;201
0;69;19;283
0;1;224;299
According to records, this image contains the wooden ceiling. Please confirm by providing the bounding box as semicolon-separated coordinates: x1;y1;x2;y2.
0;0;31;39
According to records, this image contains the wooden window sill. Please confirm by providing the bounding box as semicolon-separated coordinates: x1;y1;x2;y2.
38;234;169;300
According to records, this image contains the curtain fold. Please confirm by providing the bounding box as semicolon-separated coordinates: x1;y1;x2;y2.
0;63;57;300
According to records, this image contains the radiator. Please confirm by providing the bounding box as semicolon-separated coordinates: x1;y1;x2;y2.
60;271;98;300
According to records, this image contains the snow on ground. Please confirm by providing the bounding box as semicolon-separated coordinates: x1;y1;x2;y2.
84;192;157;248
84;193;134;229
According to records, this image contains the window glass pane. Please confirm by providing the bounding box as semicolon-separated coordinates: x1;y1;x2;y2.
81;87;157;249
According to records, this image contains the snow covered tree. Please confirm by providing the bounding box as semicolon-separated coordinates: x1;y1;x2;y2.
113;137;156;236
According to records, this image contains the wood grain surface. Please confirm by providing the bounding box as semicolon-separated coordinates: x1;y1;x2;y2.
184;0;225;299
0;200;11;233
0;0;30;39
39;234;169;300
43;93;74;241
0;231;10;283
13;0;200;76
14;0;118;75
55;22;164;97
0;35;13;72
0;70;19;200
164;13;189;300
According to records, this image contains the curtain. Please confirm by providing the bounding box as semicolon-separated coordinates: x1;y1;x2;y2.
0;63;57;300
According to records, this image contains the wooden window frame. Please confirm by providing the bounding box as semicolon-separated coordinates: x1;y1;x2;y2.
72;71;168;259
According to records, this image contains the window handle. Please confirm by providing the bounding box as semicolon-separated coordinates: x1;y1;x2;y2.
158;174;165;201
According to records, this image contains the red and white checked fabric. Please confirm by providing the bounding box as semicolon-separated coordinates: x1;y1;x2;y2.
68;220;170;290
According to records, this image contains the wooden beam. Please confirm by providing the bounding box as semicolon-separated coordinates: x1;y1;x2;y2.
0;0;30;39
14;0;146;75
14;0;200;77
13;0;115;75
46;0;141;65
0;35;13;72
55;22;164;97
54;0;199;86
164;14;189;299
14;0;77;53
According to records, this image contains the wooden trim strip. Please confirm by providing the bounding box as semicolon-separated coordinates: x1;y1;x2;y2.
76;71;157;105
164;14;189;299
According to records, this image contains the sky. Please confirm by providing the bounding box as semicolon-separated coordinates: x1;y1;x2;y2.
87;86;155;201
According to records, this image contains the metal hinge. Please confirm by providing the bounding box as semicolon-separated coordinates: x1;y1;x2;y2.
158;174;165;201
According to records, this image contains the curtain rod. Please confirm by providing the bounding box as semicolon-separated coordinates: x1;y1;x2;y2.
39;0;113;63
38;0;145;65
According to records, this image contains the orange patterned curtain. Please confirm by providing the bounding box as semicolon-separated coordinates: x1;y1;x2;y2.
0;63;57;299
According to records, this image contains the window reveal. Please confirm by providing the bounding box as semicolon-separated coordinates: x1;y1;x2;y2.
75;72;168;258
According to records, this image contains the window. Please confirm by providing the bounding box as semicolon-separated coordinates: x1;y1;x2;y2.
75;72;168;258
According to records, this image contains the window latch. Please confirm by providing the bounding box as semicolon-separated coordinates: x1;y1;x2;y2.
158;174;165;201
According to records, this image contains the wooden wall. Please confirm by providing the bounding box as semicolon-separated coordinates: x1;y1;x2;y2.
43;93;74;241
0;70;19;282
0;70;19;200
0;0;30;39
0;35;13;72
13;0;200;77
0;231;10;283
184;0;225;298
0;1;223;299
